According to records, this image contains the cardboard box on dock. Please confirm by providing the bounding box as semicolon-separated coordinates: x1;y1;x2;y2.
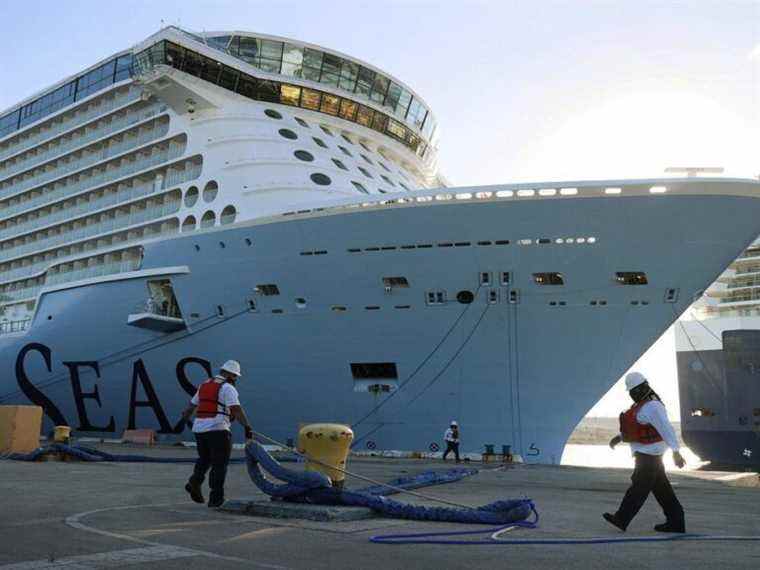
0;405;43;453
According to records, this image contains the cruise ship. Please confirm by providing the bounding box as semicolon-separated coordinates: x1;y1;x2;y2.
676;240;760;468
2;26;760;464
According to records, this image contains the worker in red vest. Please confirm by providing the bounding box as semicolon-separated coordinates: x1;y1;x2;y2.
603;371;686;533
180;359;253;508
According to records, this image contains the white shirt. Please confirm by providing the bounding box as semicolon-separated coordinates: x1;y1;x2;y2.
191;377;240;433
625;400;680;456
444;428;459;443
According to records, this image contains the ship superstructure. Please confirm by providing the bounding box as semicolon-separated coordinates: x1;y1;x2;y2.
2;27;760;464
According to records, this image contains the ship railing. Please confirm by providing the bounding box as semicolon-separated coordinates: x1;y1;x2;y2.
0;318;31;335
0;88;142;163
133;297;182;319
0;103;167;181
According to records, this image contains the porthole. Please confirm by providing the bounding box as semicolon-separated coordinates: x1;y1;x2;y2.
341;133;353;144
184;186;199;207
379;162;391;172
278;128;298;140
313;136;328;148
320;125;334;136
361;154;374;165
182;215;197;232
332;158;348;171
457;291;475;304
339;145;352;157
294;150;315;162
220;205;237;225
202;180;218;203
201;210;216;228
351;181;369;194
310;173;332;186
265;109;283;119
294;117;309;128
358;166;373;179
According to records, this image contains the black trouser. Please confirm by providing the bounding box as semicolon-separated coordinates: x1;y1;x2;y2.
189;430;232;500
615;452;684;528
443;441;460;461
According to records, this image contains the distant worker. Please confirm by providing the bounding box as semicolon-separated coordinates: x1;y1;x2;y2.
604;372;686;533
180;360;253;507
443;420;461;462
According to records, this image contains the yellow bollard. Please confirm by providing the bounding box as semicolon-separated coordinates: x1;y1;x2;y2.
53;425;71;444
297;423;354;489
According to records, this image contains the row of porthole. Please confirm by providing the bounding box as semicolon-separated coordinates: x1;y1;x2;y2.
292;148;406;191
184;180;219;207
267;109;416;185
181;205;237;231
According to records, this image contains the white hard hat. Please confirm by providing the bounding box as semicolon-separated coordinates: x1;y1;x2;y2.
221;359;242;377
624;372;647;391
450;420;458;426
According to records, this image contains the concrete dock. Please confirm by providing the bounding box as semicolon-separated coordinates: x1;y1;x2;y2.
1;444;759;569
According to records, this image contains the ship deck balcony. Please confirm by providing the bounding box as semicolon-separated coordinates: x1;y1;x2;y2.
127;298;185;332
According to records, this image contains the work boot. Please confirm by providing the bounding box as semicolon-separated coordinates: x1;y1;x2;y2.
208;492;225;508
654;521;686;533
184;481;204;504
603;512;627;532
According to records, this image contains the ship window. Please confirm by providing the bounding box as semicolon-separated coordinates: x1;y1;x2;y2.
294;150;314;162
332;158;348;170
360;141;372;152
382;276;409;288
457;290;474;304
361;154;374;165
341;133;354;144
320;125;334;136
426;290;446;305
203;181;218;203
351;181;369;194
313;136;328;148
358;166;373;179
339;145;353;157
220;205;237;225
294;117;309;128
265;109;283;119
256;284;280;296
379;161;391;172
533;272;564;285
310;173;332;186
201;210;216;228
380;175;395;187
184;186;199;207
351;362;398;380
616;272;648;285
279;128;298;140
182;215;196;232
399;182;410;191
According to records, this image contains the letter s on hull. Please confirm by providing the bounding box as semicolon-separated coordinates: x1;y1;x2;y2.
15;343;67;426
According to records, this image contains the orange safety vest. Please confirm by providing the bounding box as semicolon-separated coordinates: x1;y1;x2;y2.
619;400;663;444
196;379;229;418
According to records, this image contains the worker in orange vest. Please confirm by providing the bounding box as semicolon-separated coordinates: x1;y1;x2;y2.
180;360;253;507
604;372;686;533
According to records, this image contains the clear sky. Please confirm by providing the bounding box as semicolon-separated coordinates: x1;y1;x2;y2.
2;0;758;418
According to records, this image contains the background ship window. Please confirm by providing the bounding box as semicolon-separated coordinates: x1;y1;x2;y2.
380;175;396;187
332;158;348;171
265;109;283;119
361;154;374;165
184;186;199;207
351;181;369;194
399;182;410;191
320;125;334;136
220;205;237;225
201;210;216;228
294;150;314;162
379;161;391;172
382;276;409;288
351;362;398;380
339;145;352;156
310;173;332;186
202;180;219;203
313;136;328;148
255;284;280;296
278;128;298;140
358;166;373;179
360;141;372;152
294;117;310;128
533;272;564;285
181;215;196;232
341;133;354;144
615;271;648;285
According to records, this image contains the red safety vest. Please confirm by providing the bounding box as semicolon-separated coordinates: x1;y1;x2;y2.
619;400;663;444
196;379;228;418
